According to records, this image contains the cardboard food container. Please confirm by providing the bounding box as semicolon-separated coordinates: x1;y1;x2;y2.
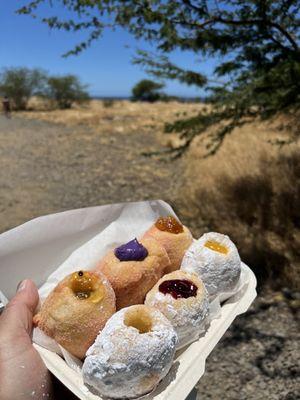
0;200;257;400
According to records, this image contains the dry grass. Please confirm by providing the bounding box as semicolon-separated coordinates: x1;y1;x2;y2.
180;116;300;289
20;99;204;137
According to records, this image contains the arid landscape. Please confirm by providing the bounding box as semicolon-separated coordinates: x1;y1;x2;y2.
0;100;299;399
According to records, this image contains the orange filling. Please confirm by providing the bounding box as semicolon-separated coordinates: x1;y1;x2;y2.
124;308;152;333
204;240;228;254
69;271;105;303
155;216;184;234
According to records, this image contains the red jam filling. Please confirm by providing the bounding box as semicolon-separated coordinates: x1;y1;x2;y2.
159;279;198;299
155;216;184;234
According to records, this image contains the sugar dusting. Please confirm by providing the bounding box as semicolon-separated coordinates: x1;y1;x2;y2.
145;271;210;349
82;305;177;399
181;232;241;297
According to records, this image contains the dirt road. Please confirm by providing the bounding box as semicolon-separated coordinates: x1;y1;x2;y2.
0;114;183;233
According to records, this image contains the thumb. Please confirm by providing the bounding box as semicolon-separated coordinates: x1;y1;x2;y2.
0;279;39;338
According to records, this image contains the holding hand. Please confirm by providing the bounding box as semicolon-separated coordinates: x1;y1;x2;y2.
0;280;53;400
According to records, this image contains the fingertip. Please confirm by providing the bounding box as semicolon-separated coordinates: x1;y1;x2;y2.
0;280;40;337
15;279;39;313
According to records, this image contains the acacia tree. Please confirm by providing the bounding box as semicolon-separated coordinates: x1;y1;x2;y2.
47;75;89;109
19;1;300;155
132;79;165;102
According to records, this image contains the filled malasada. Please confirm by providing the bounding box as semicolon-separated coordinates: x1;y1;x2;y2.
82;304;177;399
95;237;170;309
33;270;116;359
143;216;193;272
145;270;209;349
181;232;241;297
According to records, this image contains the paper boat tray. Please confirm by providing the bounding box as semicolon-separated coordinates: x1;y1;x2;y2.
0;200;257;400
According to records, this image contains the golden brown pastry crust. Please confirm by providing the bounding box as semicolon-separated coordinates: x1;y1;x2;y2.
33;271;116;359
143;224;193;273
95;238;170;309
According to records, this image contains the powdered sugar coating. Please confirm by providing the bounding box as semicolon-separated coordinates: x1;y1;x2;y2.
145;271;209;349
82;305;177;399
181;232;241;297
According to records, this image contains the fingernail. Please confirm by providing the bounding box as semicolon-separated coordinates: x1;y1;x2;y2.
16;280;28;293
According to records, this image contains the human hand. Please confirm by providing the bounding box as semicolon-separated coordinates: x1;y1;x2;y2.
0;279;53;400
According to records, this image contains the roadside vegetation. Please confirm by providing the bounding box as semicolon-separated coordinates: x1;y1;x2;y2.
131;79;165;102
183;145;300;290
0;67;89;110
0;67;47;111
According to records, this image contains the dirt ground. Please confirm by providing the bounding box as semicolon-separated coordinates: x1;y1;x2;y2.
0;102;299;399
1;101;201;232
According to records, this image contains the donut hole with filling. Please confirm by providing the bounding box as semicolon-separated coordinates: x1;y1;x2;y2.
159;279;198;299
69;271;105;303
204;240;228;255
155;216;184;234
124;307;153;334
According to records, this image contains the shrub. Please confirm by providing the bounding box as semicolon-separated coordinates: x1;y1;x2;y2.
47;74;89;109
103;99;115;108
0;67;47;110
131;79;164;102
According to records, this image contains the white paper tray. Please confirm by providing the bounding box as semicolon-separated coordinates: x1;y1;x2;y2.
0;200;257;400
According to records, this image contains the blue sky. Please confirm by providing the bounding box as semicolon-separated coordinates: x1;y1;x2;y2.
0;1;217;97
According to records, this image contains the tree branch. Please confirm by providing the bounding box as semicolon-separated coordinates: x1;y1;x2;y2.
270;22;299;51
171;17;216;29
173;9;299;53
182;0;205;14
216;17;299;51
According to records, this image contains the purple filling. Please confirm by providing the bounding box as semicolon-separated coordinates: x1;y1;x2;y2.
114;238;148;262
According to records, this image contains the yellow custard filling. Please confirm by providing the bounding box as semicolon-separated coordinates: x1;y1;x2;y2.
124;308;153;334
204;240;228;254
70;271;105;303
